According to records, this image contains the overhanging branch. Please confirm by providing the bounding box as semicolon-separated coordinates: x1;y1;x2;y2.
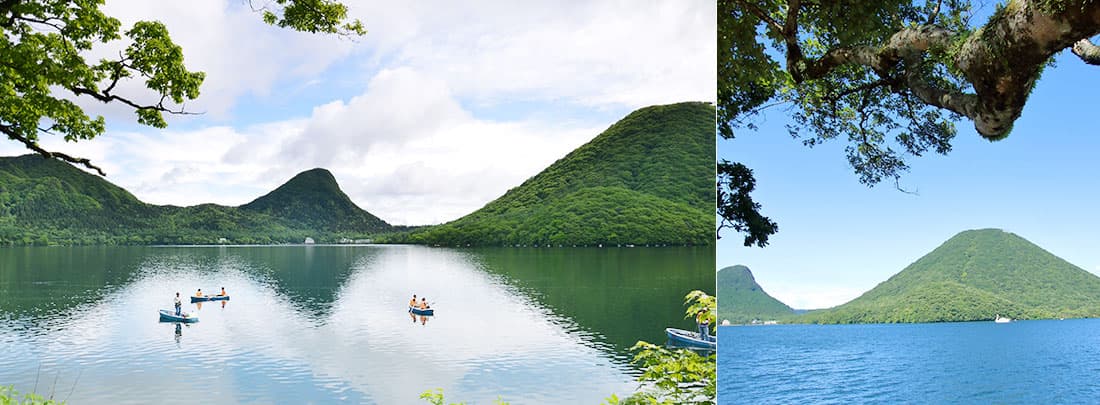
1073;38;1100;65
0;124;106;176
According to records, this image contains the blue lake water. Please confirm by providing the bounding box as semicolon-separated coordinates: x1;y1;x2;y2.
719;320;1100;404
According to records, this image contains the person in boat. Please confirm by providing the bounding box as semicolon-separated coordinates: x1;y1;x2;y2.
218;287;227;296
696;309;711;341
409;294;417;309
419;298;430;310
196;288;203;297
174;292;182;316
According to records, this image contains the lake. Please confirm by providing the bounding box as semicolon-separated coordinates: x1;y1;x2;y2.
719;320;1100;404
0;245;713;404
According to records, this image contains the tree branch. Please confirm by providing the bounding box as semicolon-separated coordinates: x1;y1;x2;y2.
70;86;199;116
783;0;800;37
801;25;955;81
903;71;980;119
0;124;106;176
0;0;20;28
13;15;65;32
927;0;942;25
1073;38;1100;65
733;0;783;34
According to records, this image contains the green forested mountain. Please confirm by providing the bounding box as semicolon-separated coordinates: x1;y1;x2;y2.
801;229;1100;324
395;102;715;246
241;168;390;233
0;155;390;245
717;265;794;323
0;101;712;246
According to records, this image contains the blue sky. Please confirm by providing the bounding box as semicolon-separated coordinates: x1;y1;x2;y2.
1;1;715;226
718;25;1100;309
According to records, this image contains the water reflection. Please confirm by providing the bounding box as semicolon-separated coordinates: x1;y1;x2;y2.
0;245;712;404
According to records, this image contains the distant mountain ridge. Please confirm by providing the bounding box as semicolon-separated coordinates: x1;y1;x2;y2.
0;155;389;245
399;101;715;246
0;102;712;246
717;265;794;323
801;229;1100;324
242;168;389;233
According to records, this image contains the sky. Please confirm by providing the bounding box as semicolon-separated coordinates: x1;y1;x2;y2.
0;0;716;226
717;9;1100;310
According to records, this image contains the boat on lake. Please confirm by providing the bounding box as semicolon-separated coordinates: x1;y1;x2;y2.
409;306;434;316
159;309;198;323
994;315;1012;323
665;327;716;350
190;295;229;303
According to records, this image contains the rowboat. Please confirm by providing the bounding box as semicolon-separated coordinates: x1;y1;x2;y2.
666;327;716;350
159;309;199;323
409;306;434;316
190;295;230;303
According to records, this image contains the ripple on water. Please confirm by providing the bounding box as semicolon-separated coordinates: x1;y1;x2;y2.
720;321;1100;404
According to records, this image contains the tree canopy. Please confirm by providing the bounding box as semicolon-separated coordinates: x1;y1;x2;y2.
718;0;1100;245
0;0;363;175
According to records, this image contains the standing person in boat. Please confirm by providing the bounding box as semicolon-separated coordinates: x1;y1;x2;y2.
174;292;182;316
696;309;711;341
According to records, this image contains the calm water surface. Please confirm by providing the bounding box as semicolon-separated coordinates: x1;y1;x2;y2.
719;320;1100;404
0;245;712;404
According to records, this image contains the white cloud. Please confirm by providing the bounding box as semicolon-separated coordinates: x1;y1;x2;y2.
15;67;602;225
63;0;355;124
3;0;714;227
352;0;716;108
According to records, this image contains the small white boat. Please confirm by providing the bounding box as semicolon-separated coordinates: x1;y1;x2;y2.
994;315;1012;323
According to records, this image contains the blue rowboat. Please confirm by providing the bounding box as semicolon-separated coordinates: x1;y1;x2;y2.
665;327;715;350
409;306;434;316
190;295;229;303
159;309;199;323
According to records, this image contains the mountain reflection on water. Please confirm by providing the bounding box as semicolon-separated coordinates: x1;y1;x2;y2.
0;245;712;404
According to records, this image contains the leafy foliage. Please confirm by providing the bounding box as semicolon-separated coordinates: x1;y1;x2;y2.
720;0;975;184
0;155;392;245
716;1;1100;244
257;0;365;36
0;385;62;405
608;291;716;404
0;0;362;173
684;290;716;326
798;229;1100;324
417;389;508;405
717;265;794;323
716;161;776;246
394;102;715;247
